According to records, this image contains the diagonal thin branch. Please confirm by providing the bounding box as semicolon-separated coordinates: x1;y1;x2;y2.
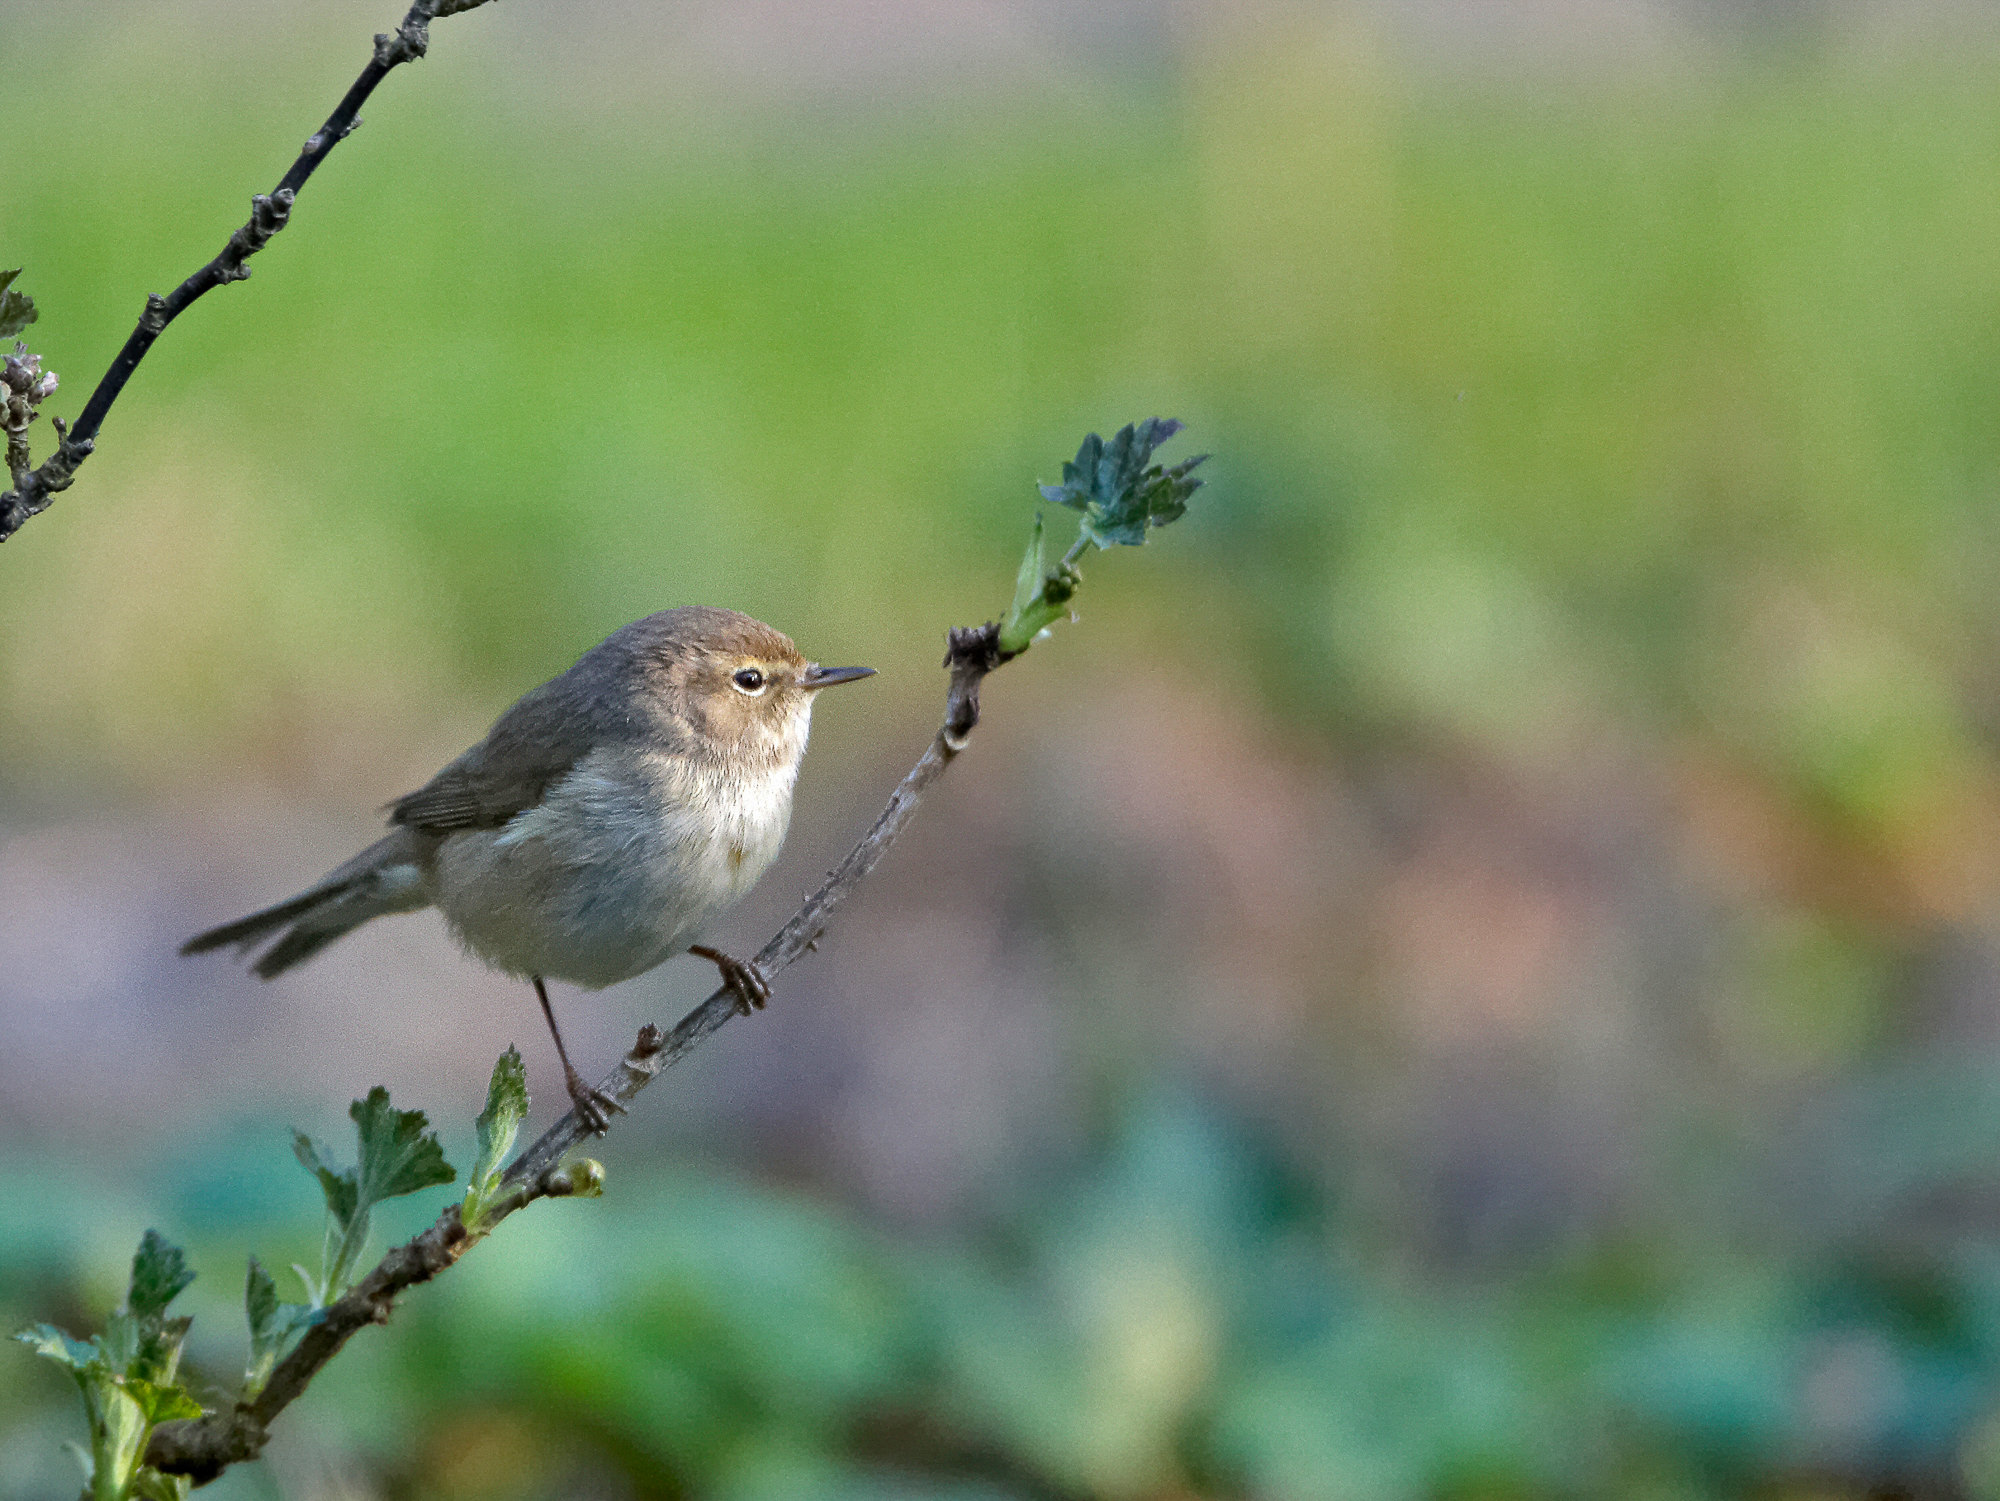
145;622;1013;1487
0;0;502;543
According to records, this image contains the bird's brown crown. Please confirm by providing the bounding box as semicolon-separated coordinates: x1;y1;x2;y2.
637;606;804;666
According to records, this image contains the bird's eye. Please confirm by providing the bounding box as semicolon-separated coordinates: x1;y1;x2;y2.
731;667;767;695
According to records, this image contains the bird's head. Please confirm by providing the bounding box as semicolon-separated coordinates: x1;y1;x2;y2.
638;607;874;768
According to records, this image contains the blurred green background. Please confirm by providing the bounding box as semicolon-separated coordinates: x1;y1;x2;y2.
9;1;2000;1497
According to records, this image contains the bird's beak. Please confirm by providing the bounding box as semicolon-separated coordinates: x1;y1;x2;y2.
802;663;876;690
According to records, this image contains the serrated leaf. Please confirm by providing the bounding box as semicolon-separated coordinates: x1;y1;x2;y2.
132;1315;192;1389
122;1378;203;1426
475;1048;528;1173
127;1231;195;1319
292;1129;360;1231
14;1323;106;1376
351;1086;455;1205
0;268;35;341
296;1090;454;1304
463;1047;528;1229
1038;418;1206;550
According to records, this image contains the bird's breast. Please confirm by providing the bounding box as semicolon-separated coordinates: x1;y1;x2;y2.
429;743;797;988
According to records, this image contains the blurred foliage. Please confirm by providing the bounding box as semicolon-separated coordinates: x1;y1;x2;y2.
9;1097;2000;1499
9;3;2000;1498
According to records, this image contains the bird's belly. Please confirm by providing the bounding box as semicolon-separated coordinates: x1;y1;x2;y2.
429;760;789;989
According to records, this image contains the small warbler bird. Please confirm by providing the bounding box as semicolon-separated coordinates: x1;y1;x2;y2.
182;607;874;1129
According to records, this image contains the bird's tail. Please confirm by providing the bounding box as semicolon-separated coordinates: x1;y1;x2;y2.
181;831;432;979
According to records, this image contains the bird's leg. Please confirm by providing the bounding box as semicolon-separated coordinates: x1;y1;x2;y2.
688;944;771;1017
532;974;625;1135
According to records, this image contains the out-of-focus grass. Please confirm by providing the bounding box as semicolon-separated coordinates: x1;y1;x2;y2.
6;18;2000;874
10;5;2000;1498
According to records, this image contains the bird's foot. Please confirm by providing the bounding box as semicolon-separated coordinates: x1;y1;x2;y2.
689;944;771;1017
562;1064;626;1136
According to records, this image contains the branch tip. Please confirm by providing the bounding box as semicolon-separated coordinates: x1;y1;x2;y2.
0;0;504;543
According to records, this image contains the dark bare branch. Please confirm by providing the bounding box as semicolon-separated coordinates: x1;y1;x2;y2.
0;0;503;543
146;622;1014;1485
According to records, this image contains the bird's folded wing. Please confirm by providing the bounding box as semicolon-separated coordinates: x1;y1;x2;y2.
388;752;580;832
387;674;614;833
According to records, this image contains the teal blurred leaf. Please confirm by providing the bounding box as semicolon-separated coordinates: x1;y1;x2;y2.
291;1130;361;1231
15;1322;106;1378
0;268;37;340
463;1046;529;1229
243;1255;316;1398
127;1230;195;1321
244;1256;277;1346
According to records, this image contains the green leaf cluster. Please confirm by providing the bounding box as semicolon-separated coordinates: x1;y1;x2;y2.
292;1087;456;1307
14;1231;202;1501
998;418;1207;654
13;1080;506;1489
1038;417;1208;549
246;1085;456;1396
0;268;36;340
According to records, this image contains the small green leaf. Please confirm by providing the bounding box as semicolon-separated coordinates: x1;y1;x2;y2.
463;1047;529;1229
292;1130;360;1231
245;1257;277;1346
14;1323;106;1376
1007;513;1047;630
130;1468;192;1501
295;1089;455;1305
97;1311;141;1376
998;512;1080;655
95;1382;150;1499
121;1378;203;1426
244;1256;318;1398
130;1315;192;1388
351;1086;456;1205
0;269;36;341
127;1231;195;1320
